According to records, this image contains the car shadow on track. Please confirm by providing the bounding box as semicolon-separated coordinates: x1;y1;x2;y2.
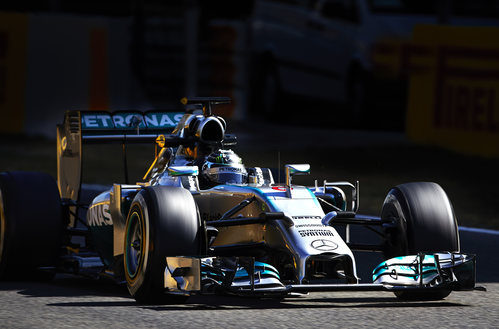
45;297;466;310
0;275;130;299
138;295;467;311
0;276;468;310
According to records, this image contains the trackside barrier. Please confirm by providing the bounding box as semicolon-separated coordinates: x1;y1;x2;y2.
0;12;28;134
404;25;499;157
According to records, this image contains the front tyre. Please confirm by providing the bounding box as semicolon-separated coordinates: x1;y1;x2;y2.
124;186;203;304
381;182;460;300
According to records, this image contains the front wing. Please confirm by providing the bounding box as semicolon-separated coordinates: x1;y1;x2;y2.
164;253;482;297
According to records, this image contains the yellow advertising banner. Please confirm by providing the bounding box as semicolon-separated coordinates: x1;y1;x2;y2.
406;25;499;157
0;12;28;134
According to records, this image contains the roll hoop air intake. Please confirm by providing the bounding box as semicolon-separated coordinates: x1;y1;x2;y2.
180;97;230;144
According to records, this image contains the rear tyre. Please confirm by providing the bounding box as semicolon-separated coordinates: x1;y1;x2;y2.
381;182;459;300
0;172;63;280
124;186;203;304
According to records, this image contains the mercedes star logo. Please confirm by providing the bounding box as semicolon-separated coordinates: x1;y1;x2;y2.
311;239;338;251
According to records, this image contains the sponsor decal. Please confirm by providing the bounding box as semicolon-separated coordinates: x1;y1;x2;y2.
292;216;322;220
295;224;325;228
87;203;113;226
310;239;338;251
81;112;183;130
81;113;114;129
217;166;244;173
299;229;334;238
112;113;147;129
144;112;184;128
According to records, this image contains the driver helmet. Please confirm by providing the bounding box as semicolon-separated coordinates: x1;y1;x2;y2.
201;149;247;186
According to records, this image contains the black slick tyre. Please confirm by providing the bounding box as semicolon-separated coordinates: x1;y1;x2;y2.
124;186;203;304
0;172;63;280
381;182;460;300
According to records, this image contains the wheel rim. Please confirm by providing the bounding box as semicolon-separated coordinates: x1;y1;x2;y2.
125;210;144;280
381;195;409;259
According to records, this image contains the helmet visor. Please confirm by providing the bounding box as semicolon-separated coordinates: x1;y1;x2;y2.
205;166;247;185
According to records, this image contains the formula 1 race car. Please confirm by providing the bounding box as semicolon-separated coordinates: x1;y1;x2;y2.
0;97;481;304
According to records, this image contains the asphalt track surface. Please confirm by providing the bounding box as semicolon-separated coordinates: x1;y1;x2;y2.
0;278;496;328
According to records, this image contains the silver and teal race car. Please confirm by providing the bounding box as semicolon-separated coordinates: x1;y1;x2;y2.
0;97;481;304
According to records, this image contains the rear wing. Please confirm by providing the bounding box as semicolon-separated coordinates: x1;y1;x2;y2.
56;110;184;224
57;97;233;226
78;111;184;143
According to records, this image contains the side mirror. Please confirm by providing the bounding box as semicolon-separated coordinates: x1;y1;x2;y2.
168;166;199;177
285;164;310;187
